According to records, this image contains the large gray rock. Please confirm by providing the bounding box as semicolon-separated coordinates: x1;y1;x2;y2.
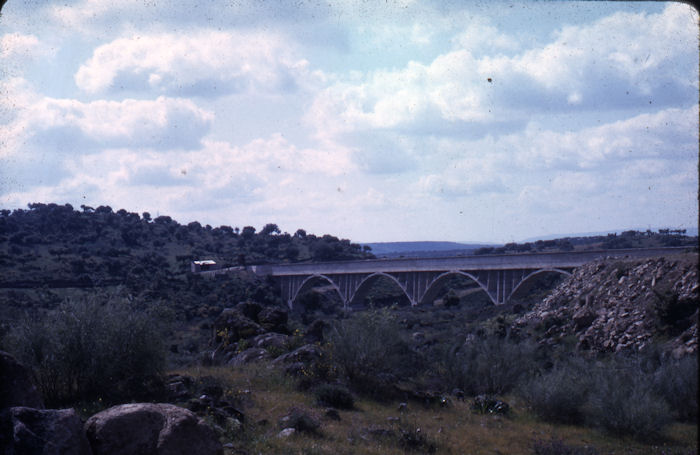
85;403;222;455
0;350;44;409
1;407;91;455
272;344;323;365
226;347;270;367
251;332;289;350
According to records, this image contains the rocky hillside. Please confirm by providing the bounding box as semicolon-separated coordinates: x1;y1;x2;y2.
513;252;698;357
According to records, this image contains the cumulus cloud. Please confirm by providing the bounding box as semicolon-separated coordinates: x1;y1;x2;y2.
74;30;317;97
307;3;697;145
3;94;213;155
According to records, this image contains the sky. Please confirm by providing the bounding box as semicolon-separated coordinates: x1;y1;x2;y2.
0;0;697;243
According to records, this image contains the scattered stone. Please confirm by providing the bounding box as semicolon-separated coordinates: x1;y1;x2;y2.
512;254;698;355
165;374;194;401
470;395;510;415
277;428;295;438
85;403;223;455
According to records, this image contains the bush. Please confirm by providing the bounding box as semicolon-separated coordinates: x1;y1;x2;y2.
652;354;698;422
470;395;510;415
397;424;437;453
314;383;354;409
584;360;671;441
438;334;539;395
519;358;592;424
3;296;167;406
327;309;423;400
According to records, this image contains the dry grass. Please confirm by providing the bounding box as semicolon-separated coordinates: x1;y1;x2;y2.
175;365;698;455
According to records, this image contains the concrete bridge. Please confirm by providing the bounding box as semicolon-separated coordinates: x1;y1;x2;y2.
203;247;689;309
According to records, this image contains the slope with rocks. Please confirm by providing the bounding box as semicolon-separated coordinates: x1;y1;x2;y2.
513;252;698;357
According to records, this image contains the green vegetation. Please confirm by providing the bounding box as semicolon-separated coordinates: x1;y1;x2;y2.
4;295;167;407
0;202;372;361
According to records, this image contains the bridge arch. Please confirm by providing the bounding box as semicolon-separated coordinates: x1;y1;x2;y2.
347;272;413;308
420;270;493;306
289;274;344;310
506;268;572;302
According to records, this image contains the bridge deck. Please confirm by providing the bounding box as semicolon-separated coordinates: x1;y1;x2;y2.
250;247;689;276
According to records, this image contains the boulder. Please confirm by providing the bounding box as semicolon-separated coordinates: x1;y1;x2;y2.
1;407;91;455
272;344;323;365
278;407;319;434
213;309;264;343
0;350;44;409
572;308;597;331
84;403;222;455
258;307;289;333
251;333;289;350
227;348;270;367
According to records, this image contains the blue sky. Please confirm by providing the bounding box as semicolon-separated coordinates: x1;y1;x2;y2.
0;0;697;243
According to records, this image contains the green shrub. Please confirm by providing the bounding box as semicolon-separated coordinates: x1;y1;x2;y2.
4;296;167;406
652;354;698;422
397;424;437;453
438;334;539;395
584;360;671;441
327;309;422;400
519;358;592;425
314;383;354;409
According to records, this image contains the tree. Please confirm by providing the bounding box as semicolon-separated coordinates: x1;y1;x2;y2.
260;223;281;236
241;226;256;239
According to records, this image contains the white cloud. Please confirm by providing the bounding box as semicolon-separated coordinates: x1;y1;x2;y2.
0;33;42;60
74;30;318;97
3;94;213;156
307;3;697;147
451;19;519;53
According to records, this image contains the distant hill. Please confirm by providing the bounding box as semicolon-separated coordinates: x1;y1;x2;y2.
363;241;498;258
520;227;698;242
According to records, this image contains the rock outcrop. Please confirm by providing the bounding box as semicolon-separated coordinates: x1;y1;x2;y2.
513;253;698;356
84;403;222;455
